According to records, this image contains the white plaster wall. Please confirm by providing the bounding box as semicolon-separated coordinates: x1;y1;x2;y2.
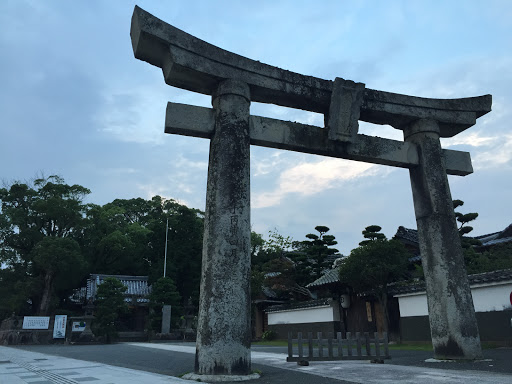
397;282;512;317
268;306;334;325
398;294;429;317
472;283;512;312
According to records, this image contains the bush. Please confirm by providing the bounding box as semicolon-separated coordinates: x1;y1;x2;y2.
261;330;277;341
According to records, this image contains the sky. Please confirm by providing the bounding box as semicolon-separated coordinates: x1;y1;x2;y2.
1;0;511;255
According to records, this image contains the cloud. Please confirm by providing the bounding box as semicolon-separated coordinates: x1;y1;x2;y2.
441;129;512;171
473;134;512;169
442;132;497;148
252;153;282;177
95;89;167;145
99;167;140;175
253;158;386;208
173;154;208;171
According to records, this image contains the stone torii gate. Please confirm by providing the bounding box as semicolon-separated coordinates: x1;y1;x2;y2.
131;6;491;377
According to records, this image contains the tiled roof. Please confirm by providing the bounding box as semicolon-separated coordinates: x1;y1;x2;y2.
392;268;512;296
394;223;512;254
262;286;278;299
69;274;152;304
478;236;512;247
394;226;419;245
306;267;341;288
326;254;342;265
89;274;151;303
265;298;332;313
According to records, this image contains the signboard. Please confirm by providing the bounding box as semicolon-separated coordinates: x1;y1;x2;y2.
53;315;67;339
22;316;50;330
72;321;86;332
365;302;373;322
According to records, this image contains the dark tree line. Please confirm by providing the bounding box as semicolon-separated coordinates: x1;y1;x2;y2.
2;175;508;326
0;176;203;321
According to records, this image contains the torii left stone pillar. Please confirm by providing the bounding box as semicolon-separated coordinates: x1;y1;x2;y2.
195;79;252;375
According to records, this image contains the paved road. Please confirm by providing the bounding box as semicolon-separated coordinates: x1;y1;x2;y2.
4;343;351;384
9;342;512;383
251;344;512;375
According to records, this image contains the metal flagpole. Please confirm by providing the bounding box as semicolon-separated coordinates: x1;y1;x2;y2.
164;218;168;277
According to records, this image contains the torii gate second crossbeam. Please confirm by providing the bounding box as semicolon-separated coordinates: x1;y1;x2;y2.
131;6;491;379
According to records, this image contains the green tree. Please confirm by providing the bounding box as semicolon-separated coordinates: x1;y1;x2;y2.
157;199;204;307
82;196;204;308
31;237;86;315
251;231;265;259
148;277;182;332
452;199;494;274
0;175;90;318
453;199;479;237
260;257;297;299
93;277;128;343
292;226;339;285
251;229;301;299
359;225;386;246
338;226;409;331
251;229;293;270
82;201;153;276
486;243;512;271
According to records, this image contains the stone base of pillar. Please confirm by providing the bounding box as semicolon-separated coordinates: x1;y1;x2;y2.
182;372;260;382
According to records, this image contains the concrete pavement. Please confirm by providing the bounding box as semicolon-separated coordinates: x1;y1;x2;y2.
0;345;190;384
130;342;512;384
2;342;512;384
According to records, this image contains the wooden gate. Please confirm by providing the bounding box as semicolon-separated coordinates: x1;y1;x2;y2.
287;331;390;362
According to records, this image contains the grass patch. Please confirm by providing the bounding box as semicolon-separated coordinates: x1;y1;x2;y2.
388;343;433;351
253;340;502;351
481;342;505;349
254;340;435;350
389;342;502;351
252;340;289;347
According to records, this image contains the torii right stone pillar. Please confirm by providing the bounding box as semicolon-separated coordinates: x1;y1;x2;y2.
405;119;482;360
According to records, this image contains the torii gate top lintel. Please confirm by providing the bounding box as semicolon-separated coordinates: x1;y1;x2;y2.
131;6;491;139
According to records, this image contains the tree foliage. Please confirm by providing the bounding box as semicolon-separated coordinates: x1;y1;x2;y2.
453;199;480;241
81;195;204;307
359;225;386;246
291;226;339;285
0;175;89;317
0;174;205;322
148;276;182;332
92;277;128;343
338;226;409;331
31;237;86;315
251;229;303;300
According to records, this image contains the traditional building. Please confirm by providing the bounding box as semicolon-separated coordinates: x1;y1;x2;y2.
394;269;512;343
71;274;151;335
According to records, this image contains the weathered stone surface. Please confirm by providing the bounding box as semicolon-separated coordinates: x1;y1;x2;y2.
327;77;365;142
131;6;492;137
165;102;473;175
195;80;252;375
405;119;482;360
161;305;171;334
